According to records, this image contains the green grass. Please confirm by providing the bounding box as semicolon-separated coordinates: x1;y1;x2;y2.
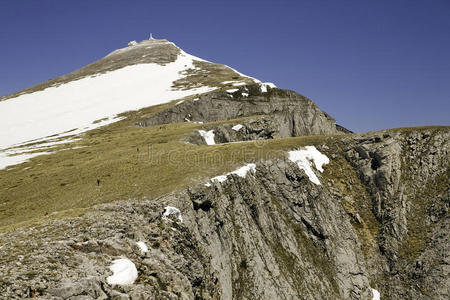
320;149;380;258
0;100;337;231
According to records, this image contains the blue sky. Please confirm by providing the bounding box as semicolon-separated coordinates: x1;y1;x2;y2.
0;0;448;132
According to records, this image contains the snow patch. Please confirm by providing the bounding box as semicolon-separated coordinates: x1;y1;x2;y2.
211;174;228;183
232;164;257;178
222;81;247;87
226;88;239;93
128;41;138;46
163;206;183;222
0;151;53;170
242;92;249;97
175;100;184;105
107;258;138;285
288;146;329;185
232;124;243;131
209;163;256;184
371;288;380;300
136;241;148;253
198;130;215;145
260;82;277;93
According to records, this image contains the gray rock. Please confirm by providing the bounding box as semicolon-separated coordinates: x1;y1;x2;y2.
139;85;343;139
0;127;448;299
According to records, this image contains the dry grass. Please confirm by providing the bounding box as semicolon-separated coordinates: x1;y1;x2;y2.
0;100;337;230
1;97;447;234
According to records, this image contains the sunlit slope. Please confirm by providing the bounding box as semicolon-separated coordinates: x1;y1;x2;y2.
0;39;258;168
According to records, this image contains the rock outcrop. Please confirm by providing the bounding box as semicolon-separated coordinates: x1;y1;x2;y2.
139;84;344;140
1;127;447;299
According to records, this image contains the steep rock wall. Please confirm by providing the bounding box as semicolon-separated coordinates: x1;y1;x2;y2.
0;128;448;299
139;85;343;139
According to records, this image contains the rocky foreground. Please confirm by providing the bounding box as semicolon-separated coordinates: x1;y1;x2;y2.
1;127;448;299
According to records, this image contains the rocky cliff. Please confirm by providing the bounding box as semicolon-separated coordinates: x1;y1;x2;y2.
138;84;343;139
1;127;447;299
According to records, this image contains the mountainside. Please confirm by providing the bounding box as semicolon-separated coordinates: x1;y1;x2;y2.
0;37;448;300
0;38;255;169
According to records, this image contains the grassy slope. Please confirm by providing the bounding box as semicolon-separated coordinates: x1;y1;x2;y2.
1;97;447;232
0;100;335;231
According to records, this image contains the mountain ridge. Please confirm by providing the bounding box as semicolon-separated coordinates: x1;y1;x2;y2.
0;37;448;299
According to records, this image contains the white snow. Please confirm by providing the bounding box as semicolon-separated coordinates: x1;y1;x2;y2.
136;241;148;253
260;82;277;93
232;163;257;177
211;174;228;183
371;288;380;300
106;258;138;285
0;48;215;167
226;88;239;93
175;100;184;105
14;138;80;152
0;151;53;170
0;136;85;169
242;92;249;97
198;130;215;145
222;81;247;87
163;206;183;222
0;40;265;169
0;131;92;170
288;146;329;185
209;163;256;184
232;124;243;131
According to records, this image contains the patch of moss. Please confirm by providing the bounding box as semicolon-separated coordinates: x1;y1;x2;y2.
321;148;379;258
268;196;340;297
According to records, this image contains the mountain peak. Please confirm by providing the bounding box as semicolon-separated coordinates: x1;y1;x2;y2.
103;37;180;64
0;37;260;160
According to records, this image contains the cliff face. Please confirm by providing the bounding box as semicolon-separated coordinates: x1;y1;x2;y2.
343;129;449;299
1;127;447;299
139;84;342;139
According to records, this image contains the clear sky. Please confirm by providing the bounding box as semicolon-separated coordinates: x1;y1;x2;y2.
0;0;448;132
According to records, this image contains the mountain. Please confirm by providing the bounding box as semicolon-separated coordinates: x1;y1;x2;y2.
0;37;343;170
0;37;448;300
